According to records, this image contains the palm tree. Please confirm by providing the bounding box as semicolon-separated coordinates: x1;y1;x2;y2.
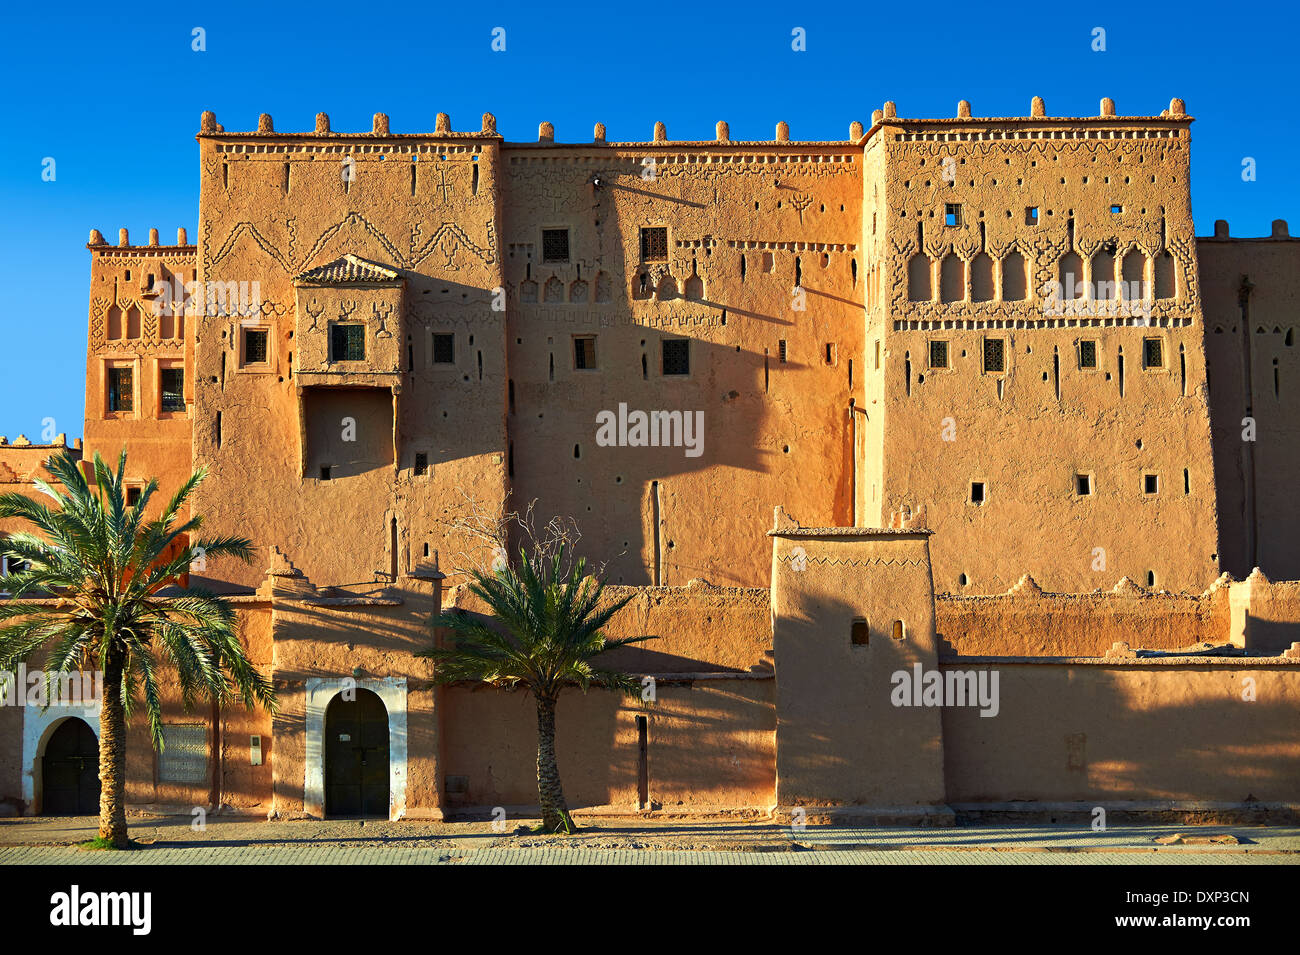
421;546;652;833
0;449;276;848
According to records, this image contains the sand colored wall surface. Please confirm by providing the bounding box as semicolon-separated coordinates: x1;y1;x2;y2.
937;578;1231;657
769;508;946;807
1197;223;1300;581
942;660;1300;805
869;101;1219;596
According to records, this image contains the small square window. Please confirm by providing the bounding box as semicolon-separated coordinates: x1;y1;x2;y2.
850;618;869;646
126;487;142;506
432;333;455;364
414;453;428;476
982;338;1005;373
970;481;986;505
1144;473;1159;495
1079;339;1098;369
1110;204;1124;214
929;340;949;368
641;227;669;262
1143;337;1163;369
891;620;904;641
160;367;185;412
107;366;133;413
331;324;365;362
945;203;962;227
574;336;597;370
320;466;332;481
1025;207;1039;226
662;339;690;376
1075;473;1092;496
541;228;570;263
243;328;269;364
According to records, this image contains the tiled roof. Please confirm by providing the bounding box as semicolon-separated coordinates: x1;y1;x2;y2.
294;254;402;285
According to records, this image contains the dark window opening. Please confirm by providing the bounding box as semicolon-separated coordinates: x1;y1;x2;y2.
1076;473;1092;496
850;618;869;646
641;227;669;262
662;339;690;376
1143;337;1163;369
541;228;570;263
320;466;332;481
414;453;428;476
1144;473;1159;494
160;367;185;412
778;340;787;363
126;487;142;506
432;333;455;364
970;481;985;505
244;328;269;364
574;336;597;370
983;338;1005;373
929;340;949;369
1025;207;1039;226
331;324;365;362
945;203;962;227
1079;339;1098;369
107;367;133;412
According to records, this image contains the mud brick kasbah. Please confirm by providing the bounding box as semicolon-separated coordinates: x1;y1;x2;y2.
2;97;1298;823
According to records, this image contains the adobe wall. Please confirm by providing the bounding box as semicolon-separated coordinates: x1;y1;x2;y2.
0;439;81;542
500;127;864;588
870;99;1220;596
1228;569;1300;652
937;576;1230;657
942;657;1300;806
189;111;508;593
440;681;775;814
1196;221;1300;581
769;507;946;810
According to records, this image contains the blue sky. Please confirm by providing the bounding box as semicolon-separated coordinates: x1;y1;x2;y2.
1;0;1295;441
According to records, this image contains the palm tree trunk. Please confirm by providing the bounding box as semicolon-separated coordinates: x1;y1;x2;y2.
535;694;572;833
97;649;129;847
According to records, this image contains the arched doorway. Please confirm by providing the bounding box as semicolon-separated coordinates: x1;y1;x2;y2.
41;718;100;815
324;689;389;817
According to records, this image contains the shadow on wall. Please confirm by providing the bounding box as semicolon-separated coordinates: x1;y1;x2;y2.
942;662;1300;804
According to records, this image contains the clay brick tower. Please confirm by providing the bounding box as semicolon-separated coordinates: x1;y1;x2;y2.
859;97;1220;594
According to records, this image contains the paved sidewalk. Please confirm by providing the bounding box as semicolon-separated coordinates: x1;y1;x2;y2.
0;844;1292;864
0;815;1296;863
